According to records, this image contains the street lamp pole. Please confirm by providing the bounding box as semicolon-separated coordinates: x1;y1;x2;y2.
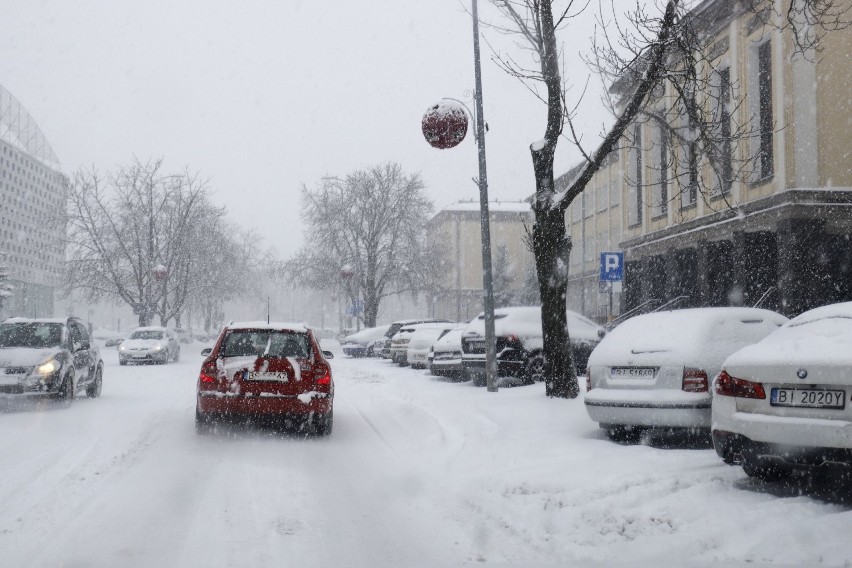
471;0;498;392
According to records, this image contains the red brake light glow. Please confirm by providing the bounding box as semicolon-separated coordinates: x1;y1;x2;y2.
314;363;331;385
714;370;766;399
199;360;217;384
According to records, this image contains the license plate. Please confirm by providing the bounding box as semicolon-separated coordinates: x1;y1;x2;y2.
770;388;845;409
610;367;656;379
247;371;290;382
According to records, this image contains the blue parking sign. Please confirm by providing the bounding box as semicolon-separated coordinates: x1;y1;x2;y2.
599;252;624;282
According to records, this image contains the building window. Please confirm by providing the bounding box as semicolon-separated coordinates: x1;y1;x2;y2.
750;40;773;181
712;67;733;194
651;120;668;217
627;123;643;227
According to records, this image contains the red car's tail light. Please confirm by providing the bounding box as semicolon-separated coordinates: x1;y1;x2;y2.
714;370;766;399
682;367;709;393
314;362;332;386
199;360;218;384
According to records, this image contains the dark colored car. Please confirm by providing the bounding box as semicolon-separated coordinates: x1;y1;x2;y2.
461;307;604;386
195;322;335;435
0;317;103;400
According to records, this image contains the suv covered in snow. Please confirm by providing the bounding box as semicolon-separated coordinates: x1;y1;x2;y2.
378;318;453;359
0;316;103;400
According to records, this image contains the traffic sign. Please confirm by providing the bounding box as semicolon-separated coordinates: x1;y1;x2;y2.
599;252;624;282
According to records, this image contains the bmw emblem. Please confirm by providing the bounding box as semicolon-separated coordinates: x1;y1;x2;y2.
796;368;808;380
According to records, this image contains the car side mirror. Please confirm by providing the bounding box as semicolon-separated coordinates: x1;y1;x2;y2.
597;329;606;339
200;348;212;356
322;350;335;359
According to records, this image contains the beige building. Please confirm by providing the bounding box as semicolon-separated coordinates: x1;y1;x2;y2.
427;200;534;322
563;0;852;321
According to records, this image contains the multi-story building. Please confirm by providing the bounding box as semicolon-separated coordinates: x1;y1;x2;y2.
427;200;534;322
0;84;67;320
563;0;851;321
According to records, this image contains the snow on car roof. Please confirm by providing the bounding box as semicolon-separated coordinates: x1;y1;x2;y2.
225;321;310;333
724;301;852;370
3;317;67;324
589;307;788;367
465;306;603;342
132;326;168;331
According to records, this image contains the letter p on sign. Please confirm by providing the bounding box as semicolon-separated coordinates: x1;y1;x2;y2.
599;252;624;282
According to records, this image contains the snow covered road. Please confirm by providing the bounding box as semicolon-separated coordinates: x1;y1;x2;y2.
1;343;850;567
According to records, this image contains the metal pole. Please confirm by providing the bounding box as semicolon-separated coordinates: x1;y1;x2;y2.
471;0;497;392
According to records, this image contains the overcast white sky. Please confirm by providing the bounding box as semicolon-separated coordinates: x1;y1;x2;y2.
1;0;610;258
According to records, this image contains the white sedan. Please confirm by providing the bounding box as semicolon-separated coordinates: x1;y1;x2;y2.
585;307;787;442
712;301;852;481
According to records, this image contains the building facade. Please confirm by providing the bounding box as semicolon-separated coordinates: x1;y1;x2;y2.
563;0;852;321
427;200;534;322
0;84;67;320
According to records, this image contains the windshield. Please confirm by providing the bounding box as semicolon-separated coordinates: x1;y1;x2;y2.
130;330;164;340
221;330;311;358
0;323;64;348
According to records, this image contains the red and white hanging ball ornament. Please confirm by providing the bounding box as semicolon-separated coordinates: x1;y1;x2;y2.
153;264;168;281
422;100;468;149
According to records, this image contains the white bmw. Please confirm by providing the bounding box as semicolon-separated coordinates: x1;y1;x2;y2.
712;301;852;481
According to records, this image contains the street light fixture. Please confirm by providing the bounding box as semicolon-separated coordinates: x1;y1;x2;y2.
422;0;497;392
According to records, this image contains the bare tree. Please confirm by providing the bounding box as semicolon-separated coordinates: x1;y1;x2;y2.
65;158;235;327
488;0;848;398
286;163;443;328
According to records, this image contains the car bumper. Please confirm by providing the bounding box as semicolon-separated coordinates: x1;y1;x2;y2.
712;394;852;453
121;350;166;360
197;391;332;417
584;390;711;428
713;429;852;468
431;358;464;374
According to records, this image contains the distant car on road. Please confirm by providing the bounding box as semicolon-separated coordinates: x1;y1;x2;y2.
461;306;604;386
195;321;335;435
119;326;180;365
712;301;852;481
585;307;788;442
0;316;103;401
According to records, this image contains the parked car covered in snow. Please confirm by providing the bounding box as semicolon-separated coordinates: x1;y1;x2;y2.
119;326;181;365
429;327;467;379
0;317;103;400
379;318;453;359
406;324;462;369
196;321;335;435
461;306;604;386
712;301;852;481
391;321;456;366
341;324;391;357
585;307;787;442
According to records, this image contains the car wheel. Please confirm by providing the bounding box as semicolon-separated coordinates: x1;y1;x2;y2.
195;407;215;434
119;358;127;366
603;424;643;444
56;372;75;404
314;410;333;436
471;372;486;387
86;367;103;398
524;352;546;384
173;348;181;363
742;457;792;482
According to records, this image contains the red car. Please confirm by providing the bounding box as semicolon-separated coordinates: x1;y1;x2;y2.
195;322;335;435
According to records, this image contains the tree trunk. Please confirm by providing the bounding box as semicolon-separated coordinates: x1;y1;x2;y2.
531;147;578;399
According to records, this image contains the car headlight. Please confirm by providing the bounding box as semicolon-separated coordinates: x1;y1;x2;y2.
154;344;163;351
33;359;60;377
119;344;126;351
